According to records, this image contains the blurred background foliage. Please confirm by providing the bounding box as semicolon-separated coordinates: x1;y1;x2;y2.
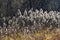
0;0;60;16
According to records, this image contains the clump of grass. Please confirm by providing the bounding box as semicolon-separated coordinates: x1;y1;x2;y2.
0;9;60;40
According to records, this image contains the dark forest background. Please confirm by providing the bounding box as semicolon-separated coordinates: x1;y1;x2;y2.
0;0;60;16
